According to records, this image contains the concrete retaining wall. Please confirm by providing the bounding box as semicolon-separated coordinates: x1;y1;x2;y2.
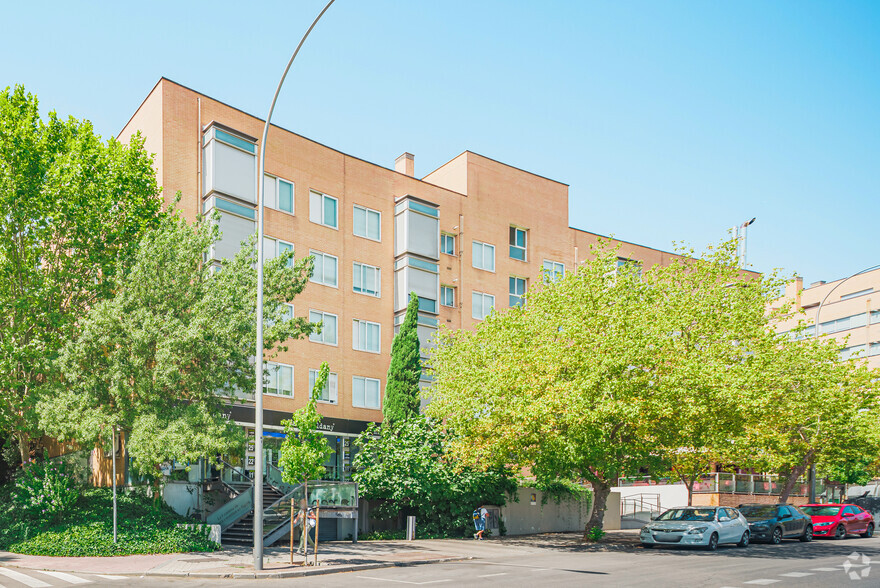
499;487;591;536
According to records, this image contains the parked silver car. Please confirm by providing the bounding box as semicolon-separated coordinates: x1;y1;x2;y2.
640;506;750;550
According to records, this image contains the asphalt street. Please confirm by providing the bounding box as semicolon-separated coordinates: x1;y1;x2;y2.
1;535;877;587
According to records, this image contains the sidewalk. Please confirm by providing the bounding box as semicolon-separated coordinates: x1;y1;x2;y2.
0;530;642;579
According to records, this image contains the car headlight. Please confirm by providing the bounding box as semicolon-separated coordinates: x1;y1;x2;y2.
640;527;651;534
814;521;833;527
686;526;708;535
751;523;769;531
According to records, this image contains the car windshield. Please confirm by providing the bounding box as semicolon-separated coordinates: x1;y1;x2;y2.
802;506;842;517
656;508;716;522
739;505;777;519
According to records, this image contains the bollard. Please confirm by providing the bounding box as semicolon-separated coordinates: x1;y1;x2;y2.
406;515;416;541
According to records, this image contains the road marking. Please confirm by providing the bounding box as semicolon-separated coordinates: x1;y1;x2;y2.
530;568;552;572
779;572;813;578
811;567;840;572
37;570;91;584
95;575;129;580
743;580;779;586
0;568;51;587
356;577;452;585
477;573;507;578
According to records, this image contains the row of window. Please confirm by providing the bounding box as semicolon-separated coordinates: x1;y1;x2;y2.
441;227;529;263
308;311;381;353
264;362;381;409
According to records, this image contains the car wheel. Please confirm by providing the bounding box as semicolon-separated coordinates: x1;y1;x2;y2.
705;533;719;551
800;525;813;542
770;527;783;545
835;525;846;540
860;524;874;539
737;531;749;547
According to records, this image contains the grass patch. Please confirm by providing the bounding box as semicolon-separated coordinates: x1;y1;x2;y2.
0;485;220;556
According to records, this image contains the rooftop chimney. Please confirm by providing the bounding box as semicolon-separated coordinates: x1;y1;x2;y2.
395;152;414;177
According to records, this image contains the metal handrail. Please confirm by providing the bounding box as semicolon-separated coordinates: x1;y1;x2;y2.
218;459;253;483
207;485;255;531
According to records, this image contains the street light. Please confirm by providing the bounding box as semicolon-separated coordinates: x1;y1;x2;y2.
254;0;336;571
807;262;880;502
732;217;756;268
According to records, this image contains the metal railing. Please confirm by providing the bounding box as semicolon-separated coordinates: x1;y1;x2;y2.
621;493;661;517
617;474;825;497
207;485;255;531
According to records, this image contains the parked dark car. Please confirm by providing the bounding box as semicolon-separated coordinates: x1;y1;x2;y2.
737;503;813;544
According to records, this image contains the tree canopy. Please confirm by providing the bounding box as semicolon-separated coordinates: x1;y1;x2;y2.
40;211;315;475
0;85;163;465
279;362;332;489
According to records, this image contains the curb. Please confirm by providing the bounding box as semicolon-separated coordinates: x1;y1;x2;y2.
6;556;471;580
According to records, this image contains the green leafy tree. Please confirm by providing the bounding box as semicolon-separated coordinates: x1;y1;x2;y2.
0;85;163;465
278;362;332;503
353;416;516;537
428;243;663;535
734;332;880;503
39;211;315;476
383;292;422;425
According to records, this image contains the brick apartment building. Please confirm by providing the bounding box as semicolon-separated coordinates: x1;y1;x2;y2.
775;270;880;370
118;78;684;481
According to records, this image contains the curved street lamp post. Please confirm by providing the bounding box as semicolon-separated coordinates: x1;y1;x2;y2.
254;0;336;570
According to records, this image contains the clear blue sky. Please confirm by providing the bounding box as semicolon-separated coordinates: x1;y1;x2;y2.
2;1;878;285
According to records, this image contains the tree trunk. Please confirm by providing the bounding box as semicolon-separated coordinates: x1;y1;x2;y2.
686;478;695;506
15;430;30;468
584;478;610;539
778;463;808;504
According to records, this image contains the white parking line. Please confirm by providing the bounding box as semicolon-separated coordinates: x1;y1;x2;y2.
477;573;507;578
810;567;839;572
743;580;779;585
37;570;91;584
0;567;51;587
779;572;813;578
95;576;129;580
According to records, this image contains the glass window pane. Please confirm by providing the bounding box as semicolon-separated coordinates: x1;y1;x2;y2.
325;314;337;344
486;245;495;271
353;206;366;237
368;210;380;240
324;196;337;228
367;379;380;408
279;180;293;213
326;256;337;287
353;377;365;407
280;365;293;396
309;191;322;224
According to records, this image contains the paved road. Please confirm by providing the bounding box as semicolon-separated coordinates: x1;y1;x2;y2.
0;535;877;587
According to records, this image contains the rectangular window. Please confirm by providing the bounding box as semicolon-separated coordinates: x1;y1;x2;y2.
509;277;526;307
264;175;294;214
264;362;293;397
264;237;294;268
819;313;867;335
353;262;381;297
309;190;338;228
352;376;381;409
310;250;338;287
309;310;338;345
353;204;381;241
509;226;527;261
542;260;565;282
309;369;338;404
472;291;495;320
441;233;456;256
353;319;381;353
841;288;874;301
440;285;455;307
472;241;495;272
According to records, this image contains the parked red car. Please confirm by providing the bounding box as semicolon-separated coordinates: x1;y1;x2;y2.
801;503;875;539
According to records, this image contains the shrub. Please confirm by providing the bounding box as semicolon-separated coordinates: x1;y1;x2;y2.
13;460;81;522
585;526;606;542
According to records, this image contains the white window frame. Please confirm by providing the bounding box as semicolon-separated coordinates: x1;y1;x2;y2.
264;174;295;215
309;189;338;229
352;319;381;354
441;233;456;256
264;362;294;397
440;285;455;307
309;310;338;346
509;226;527;261
353;261;381;297
472;241;495;272
353;204;381;242
310;250;339;288
352;375;381;410
542;259;565;282
472;291;495;320
309;368;338;404
509;276;526;307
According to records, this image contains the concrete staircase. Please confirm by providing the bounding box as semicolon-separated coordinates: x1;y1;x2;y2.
221;483;285;546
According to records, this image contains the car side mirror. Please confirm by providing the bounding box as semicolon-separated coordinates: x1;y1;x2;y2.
780;513;791;519
650;513;658;521
844;512;855;518
718;516;730;522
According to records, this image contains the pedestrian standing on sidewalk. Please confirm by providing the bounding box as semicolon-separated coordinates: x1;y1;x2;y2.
294;499;317;554
473;506;489;540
